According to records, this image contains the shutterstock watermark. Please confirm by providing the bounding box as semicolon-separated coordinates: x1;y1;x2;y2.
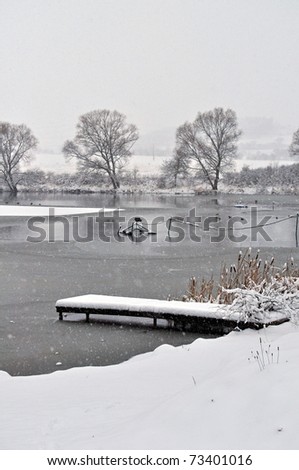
26;207;274;244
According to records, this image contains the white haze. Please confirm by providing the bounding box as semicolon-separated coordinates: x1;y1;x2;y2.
1;0;299;171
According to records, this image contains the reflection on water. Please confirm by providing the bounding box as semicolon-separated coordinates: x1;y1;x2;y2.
2;190;298;209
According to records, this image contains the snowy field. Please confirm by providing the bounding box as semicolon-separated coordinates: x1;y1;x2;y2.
28;152;296;175
128;155;296;174
0;321;298;450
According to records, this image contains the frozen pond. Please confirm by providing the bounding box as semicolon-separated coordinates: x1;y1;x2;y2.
0;192;298;376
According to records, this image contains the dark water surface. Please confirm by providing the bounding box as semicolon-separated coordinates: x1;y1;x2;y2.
0;192;298;376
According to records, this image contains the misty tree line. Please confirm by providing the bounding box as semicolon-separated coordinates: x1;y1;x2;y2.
0;108;298;193
17;161;299;195
223;162;299;192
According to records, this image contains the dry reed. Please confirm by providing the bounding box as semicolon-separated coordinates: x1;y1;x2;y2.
183;249;299;305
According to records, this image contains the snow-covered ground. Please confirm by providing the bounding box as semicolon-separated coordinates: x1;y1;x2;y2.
1;321;298;450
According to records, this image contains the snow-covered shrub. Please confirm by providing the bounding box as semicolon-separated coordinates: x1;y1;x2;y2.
223;162;299;194
183;249;299;323
223;275;299;323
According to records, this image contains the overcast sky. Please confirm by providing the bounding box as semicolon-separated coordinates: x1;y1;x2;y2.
1;0;299;162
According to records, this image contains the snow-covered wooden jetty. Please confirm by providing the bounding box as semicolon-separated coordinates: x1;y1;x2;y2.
55;294;288;334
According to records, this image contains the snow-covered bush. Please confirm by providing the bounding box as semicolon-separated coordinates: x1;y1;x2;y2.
223;275;299;323
223;162;299;194
183;249;299;323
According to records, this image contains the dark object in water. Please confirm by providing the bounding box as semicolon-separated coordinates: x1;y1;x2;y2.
118;216;156;238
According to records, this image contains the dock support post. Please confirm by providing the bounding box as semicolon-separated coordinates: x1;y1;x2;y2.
167;217;172;236
59;311;63;321
86;313;90;322
153;318;157;328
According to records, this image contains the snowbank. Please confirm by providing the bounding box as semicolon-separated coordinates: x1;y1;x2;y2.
1;322;299;449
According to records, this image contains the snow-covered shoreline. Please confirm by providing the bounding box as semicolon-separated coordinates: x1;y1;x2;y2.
1;321;299;450
9;159;297;195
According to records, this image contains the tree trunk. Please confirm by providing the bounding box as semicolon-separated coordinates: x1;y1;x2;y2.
10;186;18;195
5;172;18;194
212;180;218;191
109;173;120;190
212;167;220;191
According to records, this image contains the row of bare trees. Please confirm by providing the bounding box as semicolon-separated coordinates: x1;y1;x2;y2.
1;109;299;193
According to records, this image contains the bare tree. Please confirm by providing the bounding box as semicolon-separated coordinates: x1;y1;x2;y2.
160;150;189;188
174;108;241;191
289;128;299;157
0;122;38;193
63;110;139;190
